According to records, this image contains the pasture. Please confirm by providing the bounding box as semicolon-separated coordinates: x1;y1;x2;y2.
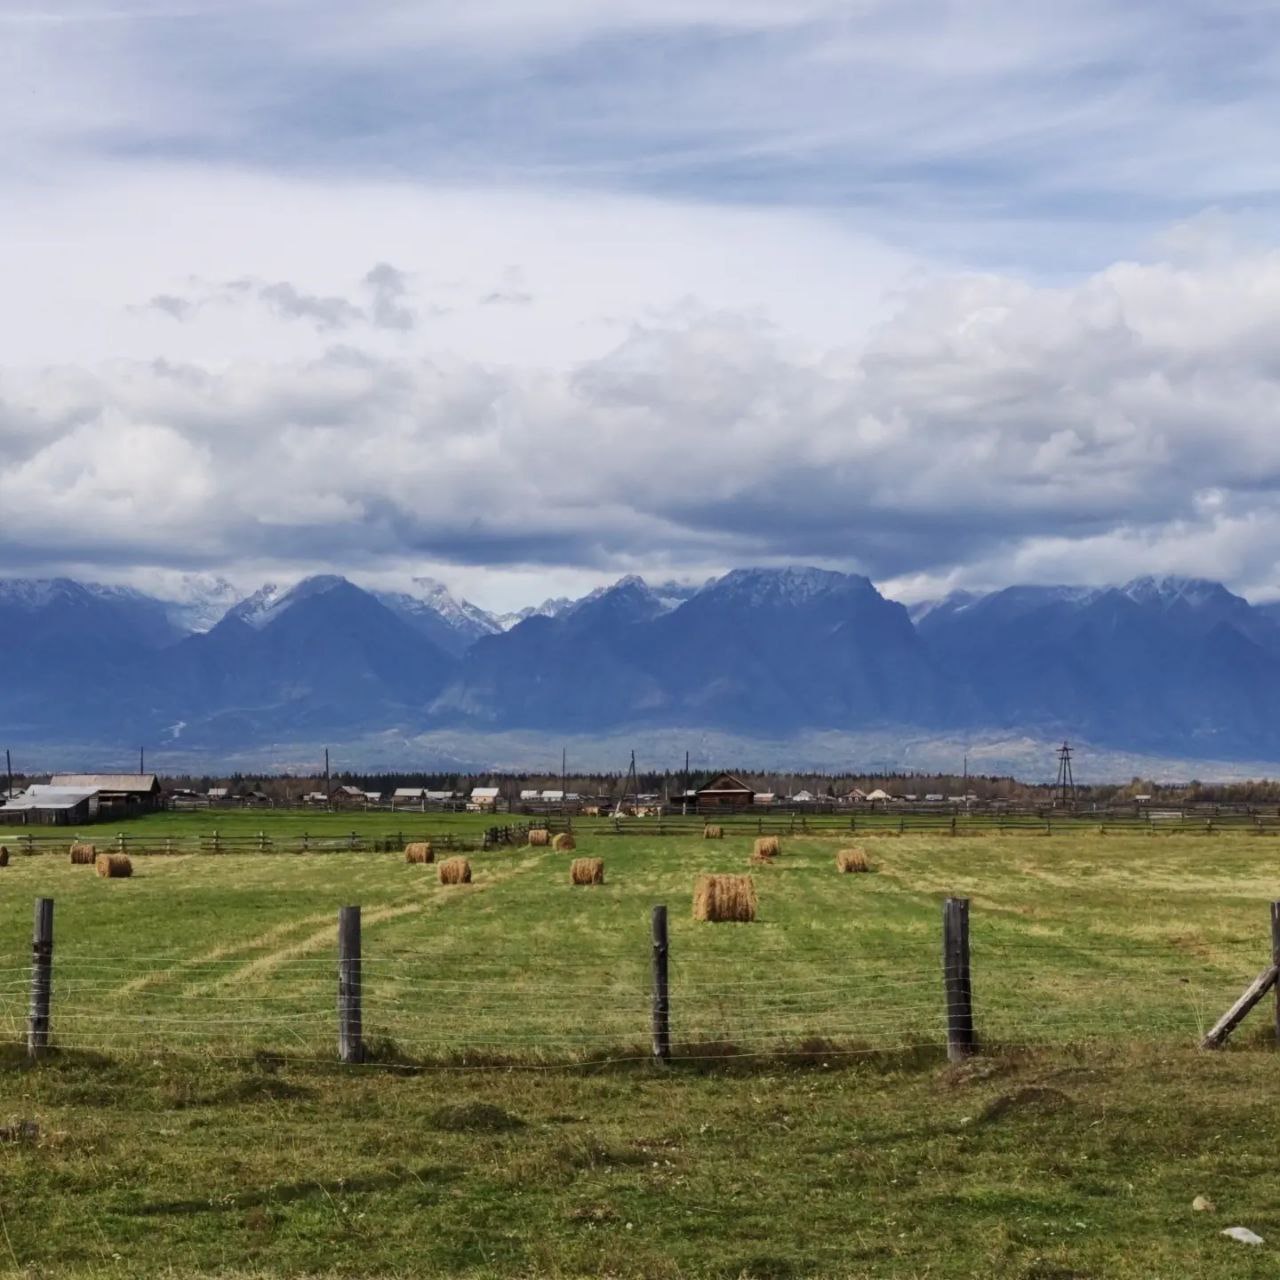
3;818;1280;1276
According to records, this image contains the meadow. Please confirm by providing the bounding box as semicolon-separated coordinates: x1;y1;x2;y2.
3;816;1280;1276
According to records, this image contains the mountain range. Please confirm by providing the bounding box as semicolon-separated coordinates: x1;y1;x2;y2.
4;568;1280;764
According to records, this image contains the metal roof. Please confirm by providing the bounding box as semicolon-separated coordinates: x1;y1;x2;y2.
3;786;98;811
393;787;425;798
50;773;159;792
471;787;500;798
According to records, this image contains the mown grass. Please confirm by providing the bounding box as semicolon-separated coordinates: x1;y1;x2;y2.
3;822;1280;1275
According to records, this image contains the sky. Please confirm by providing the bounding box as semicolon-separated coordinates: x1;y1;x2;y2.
5;0;1280;611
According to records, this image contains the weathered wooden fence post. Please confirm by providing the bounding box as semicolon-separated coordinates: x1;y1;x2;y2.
943;896;976;1061
1271;900;1280;1045
28;897;54;1060
338;905;363;1064
651;905;671;1064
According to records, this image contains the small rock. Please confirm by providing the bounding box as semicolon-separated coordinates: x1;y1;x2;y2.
1192;1195;1216;1212
1222;1227;1264;1245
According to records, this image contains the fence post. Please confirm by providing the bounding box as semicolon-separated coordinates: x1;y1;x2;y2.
28;898;54;1060
943;897;976;1061
1272;901;1280;1045
338;905;363;1064
651;905;671;1064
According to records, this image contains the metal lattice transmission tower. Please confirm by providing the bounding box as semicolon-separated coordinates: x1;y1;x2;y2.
1055;741;1075;806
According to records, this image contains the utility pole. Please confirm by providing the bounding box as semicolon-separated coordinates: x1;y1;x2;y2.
140;745;145;774
561;745;567;803
5;749;12;799
1055;742;1075;807
325;748;331;811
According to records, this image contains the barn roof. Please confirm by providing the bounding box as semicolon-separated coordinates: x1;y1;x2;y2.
697;773;754;794
393;787;426;798
50;773;159;793
471;787;500;799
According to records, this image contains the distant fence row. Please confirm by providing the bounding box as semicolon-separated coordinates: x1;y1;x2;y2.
0;823;560;858
5;895;1280;1068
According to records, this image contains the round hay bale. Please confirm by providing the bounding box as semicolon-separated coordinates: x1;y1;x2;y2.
438;856;472;885
404;841;434;864
0;846;8;868
95;854;133;879
570;857;604;885
552;831;576;852
752;835;780;861
693;873;757;923
703;824;724;840
836;847;870;873
527;828;551;847
70;842;97;865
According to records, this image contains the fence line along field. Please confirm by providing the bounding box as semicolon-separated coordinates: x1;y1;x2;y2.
3;815;1279;1064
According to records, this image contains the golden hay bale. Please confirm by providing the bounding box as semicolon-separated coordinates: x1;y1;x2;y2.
70;842;97;865
703;824;724;839
836;847;870;873
753;835;780;860
0;847;8;868
583;805;601;817
749;848;775;866
438;856;472;885
570;857;605;886
404;842;434;864
527;828;551;847
693;873;757;923
552;831;576;852
95;854;133;879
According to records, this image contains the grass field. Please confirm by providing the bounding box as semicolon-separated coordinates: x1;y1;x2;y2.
3;818;1280;1276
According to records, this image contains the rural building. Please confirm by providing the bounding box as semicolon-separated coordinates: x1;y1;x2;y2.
424;790;457;804
0;785;100;825
330;785;368;806
469;786;501;811
792;789;815;803
865;788;893;803
847;788;867;802
519;789;540;802
392;787;426;808
695;774;755;808
49;773;161;815
753;792;776;805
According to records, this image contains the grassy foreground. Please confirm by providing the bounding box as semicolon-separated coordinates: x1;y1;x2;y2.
4;820;1280;1275
3;1045;1280;1277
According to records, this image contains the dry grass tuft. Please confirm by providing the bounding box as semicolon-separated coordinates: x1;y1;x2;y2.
404;842;434;864
570;857;605;885
693;873;757;923
836;847;871;873
70;842;97;865
703;824;724;839
95;854;133;879
438;857;472;885
527;828;551;847
552;831;576;852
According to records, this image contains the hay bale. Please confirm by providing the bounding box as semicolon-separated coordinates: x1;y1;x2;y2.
703;824;724;839
438;856;472;885
570;857;605;885
752;835;780;860
95;854;133;879
582;805;601;817
404;841;434;864
749;848;775;866
69;842;97;865
836;847;870;873
552;831;576;852
527;828;551;847
0;847;8;867
693;873;757;923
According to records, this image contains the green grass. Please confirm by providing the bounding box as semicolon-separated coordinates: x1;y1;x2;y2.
3;821;1280;1276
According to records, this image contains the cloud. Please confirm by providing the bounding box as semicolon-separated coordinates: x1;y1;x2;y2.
9;229;1280;604
141;264;418;332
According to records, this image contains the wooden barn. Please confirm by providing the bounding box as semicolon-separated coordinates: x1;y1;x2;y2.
49;773;161;816
0;786;100;826
695;773;755;809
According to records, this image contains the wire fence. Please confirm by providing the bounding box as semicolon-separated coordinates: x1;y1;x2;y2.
3;899;1275;1068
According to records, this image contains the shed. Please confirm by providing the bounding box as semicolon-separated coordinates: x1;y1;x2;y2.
696;773;755;808
0;786;100;826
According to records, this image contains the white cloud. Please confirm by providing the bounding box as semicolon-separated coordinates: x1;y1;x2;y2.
7;219;1280;609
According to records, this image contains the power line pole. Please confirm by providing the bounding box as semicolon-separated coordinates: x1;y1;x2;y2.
5;749;12;800
325;747;331;812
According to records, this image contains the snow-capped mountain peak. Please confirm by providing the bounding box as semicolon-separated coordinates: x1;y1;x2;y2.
225;577;348;629
1123;575;1231;610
